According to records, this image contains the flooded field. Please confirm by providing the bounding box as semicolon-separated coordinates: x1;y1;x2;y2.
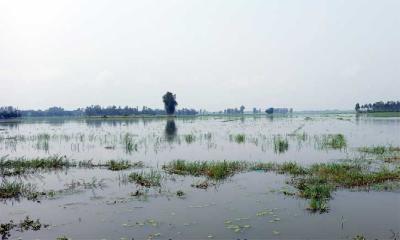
1;114;399;239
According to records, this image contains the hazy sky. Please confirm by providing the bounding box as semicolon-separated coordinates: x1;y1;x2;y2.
1;0;399;111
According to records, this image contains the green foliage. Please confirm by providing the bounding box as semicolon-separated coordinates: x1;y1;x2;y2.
128;170;162;187
273;136;289;153
230;134;246;144
107;160;130;171
184;134;196;144
163;160;246;180
0;180;36;199
358;145;400;155
316;134;347;150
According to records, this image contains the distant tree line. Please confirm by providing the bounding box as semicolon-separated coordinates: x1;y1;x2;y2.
0;106;21;119
223;106;245;114
0;105;197;119
355;101;400;113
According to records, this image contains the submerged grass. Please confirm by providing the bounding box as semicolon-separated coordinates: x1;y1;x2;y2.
107;160;131;171
0;155;71;176
0;180;36;199
128;170;162;187
230;134;246;144
273;136;289;153
163;159;400;212
316;134;347;150
358;145;400;155
163;160;247;180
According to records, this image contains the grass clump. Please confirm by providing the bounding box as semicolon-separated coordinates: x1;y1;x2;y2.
230;134;246;144
184;134;196;144
295;177;333;213
317;134;347;150
273;136;289;153
123;133;137;153
358;145;400;155
0;180;36;199
128;170;162;187
0;155;71;174
163;160;246;180
107;160;130;171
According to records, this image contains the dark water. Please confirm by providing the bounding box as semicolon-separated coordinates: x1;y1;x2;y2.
0;115;399;239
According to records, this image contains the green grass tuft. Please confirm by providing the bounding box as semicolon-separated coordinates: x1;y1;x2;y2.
128;170;162;187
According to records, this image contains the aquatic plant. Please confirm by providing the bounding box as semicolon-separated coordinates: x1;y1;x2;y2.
358;145;400;155
316;134;347;150
129;170;162;187
0;216;49;240
273;136;289;153
184;134;196;144
230;134;246;144
107;160;131;171
0;180;37;199
0;155;72;176
163;160;247;180
123;133;137;153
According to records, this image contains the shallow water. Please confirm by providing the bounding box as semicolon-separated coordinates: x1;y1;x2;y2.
0;114;399;239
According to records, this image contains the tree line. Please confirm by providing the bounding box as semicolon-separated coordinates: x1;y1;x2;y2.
355;101;400;112
0;91;198;119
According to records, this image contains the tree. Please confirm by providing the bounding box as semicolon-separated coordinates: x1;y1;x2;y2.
355;103;360;112
240;105;245;114
163;92;178;115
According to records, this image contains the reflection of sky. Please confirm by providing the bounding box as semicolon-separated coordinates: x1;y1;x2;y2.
0;116;399;165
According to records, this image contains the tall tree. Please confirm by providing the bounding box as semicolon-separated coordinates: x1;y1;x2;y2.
163;92;178;115
355;103;360;112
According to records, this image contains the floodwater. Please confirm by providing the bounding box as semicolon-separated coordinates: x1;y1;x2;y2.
0;114;399;239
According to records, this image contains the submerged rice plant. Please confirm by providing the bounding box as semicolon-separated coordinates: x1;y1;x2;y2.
163;160;247;180
128;170;162;187
0;180;37;199
273;136;289;153
230;134;246;144
315;134;347;150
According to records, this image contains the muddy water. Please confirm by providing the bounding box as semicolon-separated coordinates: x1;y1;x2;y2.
0;114;399;239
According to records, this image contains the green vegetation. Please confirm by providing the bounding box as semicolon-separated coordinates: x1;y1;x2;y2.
316;134;347;150
230;134;246;144
273;136;289;153
0;155;71;175
107;160;131;171
184;134;196;144
128;170;162;187
358;145;400;155
163;160;247;180
123;133;137;153
0;216;49;239
0;180;37;199
164;159;400;212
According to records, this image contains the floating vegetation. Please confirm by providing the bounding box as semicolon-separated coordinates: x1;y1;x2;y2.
0;216;49;240
230;134;246;144
191;180;213;189
129;170;162;187
315;134;347;150
273;136;289;153
163;160;247;180
176;190;185;197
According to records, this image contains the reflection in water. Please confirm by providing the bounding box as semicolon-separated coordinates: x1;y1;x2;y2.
165;119;177;142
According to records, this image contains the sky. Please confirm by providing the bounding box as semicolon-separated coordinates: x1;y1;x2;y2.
0;0;399;111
